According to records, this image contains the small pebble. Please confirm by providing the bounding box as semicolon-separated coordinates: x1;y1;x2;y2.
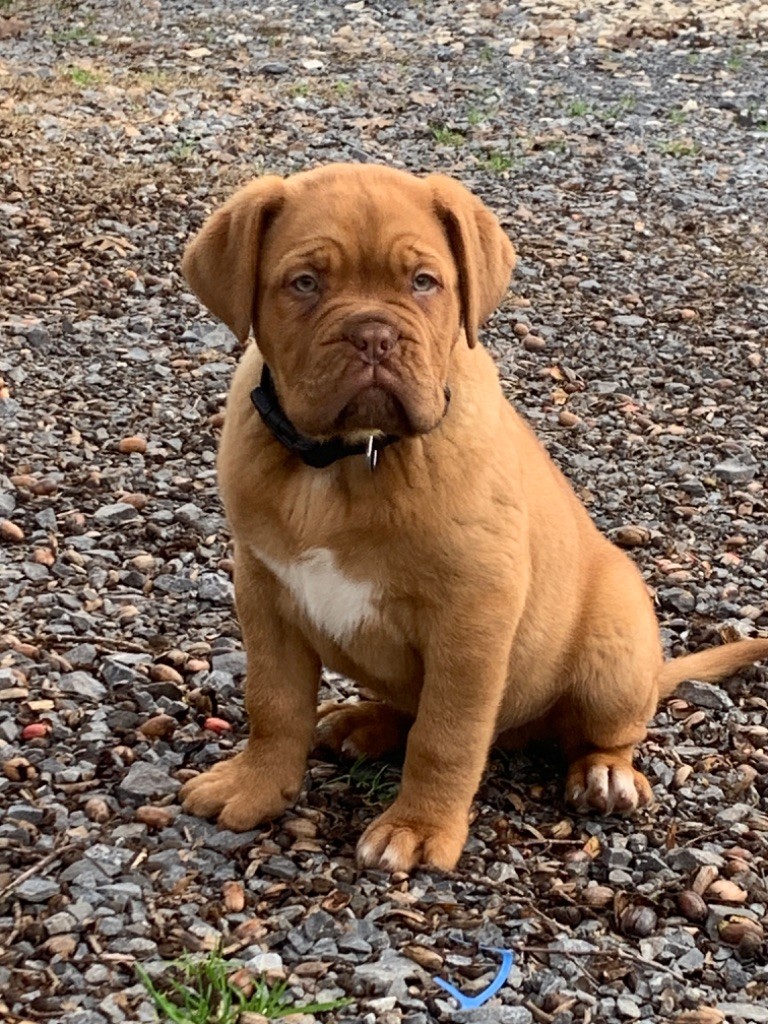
0;519;24;542
203;716;232;733
118;435;148;454
21;722;50;740
135;805;174;829
84;797;112;823
523;333;546;352
558;409;581;427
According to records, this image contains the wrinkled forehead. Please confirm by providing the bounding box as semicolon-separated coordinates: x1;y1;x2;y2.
262;172;453;272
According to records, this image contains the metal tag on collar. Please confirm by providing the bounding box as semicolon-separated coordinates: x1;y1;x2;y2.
366;435;378;471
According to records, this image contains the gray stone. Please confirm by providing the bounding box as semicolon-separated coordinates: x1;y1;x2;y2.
716;802;753;824
716;1004;768;1023
175;502;205;526
100;992;130;1022
154;574;197;595
198;572;233;603
353;950;422;998
118;762;180;802
84;843;135;878
246;951;283;973
713;460;758;485
263;855;299;880
486;861;518;883
58;670;107;701
636;852;668;873
304;910;338;941
616;996;641;1020
7;802;45;825
604;847;632;868
22;562;50;581
96;916;125;937
338;933;373;954
84;964;111;984
661;588;696;614
109;937;158;956
676;679;733;710
60;860;111;886
677;948;705;971
93;502;141;525
211;650;247;676
45;911;79;935
64;643;99;667
455;1009;533;1024
552;938;596;954
201;323;239;353
612;314;647;328
203;829;258;853
260;61;290;75
609;869;634;886
15;876;61;902
68;901;95;923
667;848;725;870
101;659;146;686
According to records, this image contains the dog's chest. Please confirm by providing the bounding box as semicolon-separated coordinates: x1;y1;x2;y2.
253;546;379;643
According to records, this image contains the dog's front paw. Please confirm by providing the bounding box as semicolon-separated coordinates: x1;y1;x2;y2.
566;754;653;816
181;749;303;831
356;804;468;873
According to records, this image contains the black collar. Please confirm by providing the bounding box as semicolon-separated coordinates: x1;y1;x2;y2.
250;364;399;470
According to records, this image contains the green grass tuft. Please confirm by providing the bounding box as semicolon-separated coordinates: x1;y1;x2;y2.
481;150;516;173
66;65;101;86
137;947;352;1022
658;139;698;157
338;756;401;804
430;124;465;147
568;100;589;117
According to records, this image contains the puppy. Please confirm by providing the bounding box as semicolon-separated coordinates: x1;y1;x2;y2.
179;163;768;872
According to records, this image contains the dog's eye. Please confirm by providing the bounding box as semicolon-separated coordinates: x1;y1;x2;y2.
413;272;439;292
290;273;319;294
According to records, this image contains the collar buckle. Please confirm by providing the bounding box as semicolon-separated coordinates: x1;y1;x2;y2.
366;435;378;472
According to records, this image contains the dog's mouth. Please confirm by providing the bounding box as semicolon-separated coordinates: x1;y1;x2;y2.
281;357;451;442
336;383;413;436
334;363;451;438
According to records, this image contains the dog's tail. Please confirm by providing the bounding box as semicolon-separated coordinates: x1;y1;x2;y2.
658;637;768;699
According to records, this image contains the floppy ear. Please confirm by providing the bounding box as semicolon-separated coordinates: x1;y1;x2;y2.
428;175;516;348
181;176;286;343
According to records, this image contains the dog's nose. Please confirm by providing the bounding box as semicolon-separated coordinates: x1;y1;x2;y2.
344;319;400;364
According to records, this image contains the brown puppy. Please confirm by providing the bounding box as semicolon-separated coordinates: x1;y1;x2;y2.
180;164;768;872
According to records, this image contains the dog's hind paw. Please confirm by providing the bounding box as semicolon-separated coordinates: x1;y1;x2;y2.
314;700;412;761
565;754;653;816
180;749;302;831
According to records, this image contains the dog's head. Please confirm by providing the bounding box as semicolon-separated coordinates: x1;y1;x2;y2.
182;164;515;439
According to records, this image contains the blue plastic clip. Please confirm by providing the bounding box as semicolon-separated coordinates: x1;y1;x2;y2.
433;945;515;1011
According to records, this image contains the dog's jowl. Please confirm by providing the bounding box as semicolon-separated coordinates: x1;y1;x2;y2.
180;163;768;873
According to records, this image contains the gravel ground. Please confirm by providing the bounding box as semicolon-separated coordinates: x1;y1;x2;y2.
1;2;767;1022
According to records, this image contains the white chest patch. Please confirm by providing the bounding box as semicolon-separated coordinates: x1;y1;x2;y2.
253;546;379;644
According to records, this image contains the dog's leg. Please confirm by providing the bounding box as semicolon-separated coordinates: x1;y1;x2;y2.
315;701;412;761
356;619;513;873
181;552;321;831
559;564;661;816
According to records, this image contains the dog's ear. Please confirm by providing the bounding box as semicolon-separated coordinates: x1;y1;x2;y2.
182;177;286;343
428;175;516;348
